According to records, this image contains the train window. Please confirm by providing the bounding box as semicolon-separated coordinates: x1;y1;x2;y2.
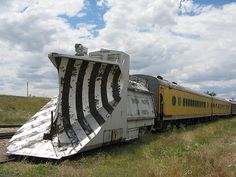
172;96;176;106
178;97;181;106
183;98;185;106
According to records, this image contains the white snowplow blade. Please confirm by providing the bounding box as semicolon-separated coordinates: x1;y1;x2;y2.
7;51;126;159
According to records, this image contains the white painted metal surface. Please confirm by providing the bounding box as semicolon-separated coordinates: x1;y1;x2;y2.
7;97;59;159
126;77;155;130
7;46;130;159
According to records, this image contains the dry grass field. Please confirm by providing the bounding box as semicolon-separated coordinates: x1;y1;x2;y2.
0;95;49;124
0;95;235;177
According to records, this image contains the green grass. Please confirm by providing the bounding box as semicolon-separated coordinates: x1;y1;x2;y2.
0;95;235;176
1;118;236;177
0;95;50;124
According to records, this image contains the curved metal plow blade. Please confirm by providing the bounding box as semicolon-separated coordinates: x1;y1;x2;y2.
7;54;124;159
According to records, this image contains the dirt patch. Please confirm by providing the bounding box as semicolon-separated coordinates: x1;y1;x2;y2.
0;127;18;133
0;139;9;161
0;128;18;161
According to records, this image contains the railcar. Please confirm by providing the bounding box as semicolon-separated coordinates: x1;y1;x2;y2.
7;45;156;159
231;101;236;116
135;74;232;127
212;98;231;118
7;44;234;159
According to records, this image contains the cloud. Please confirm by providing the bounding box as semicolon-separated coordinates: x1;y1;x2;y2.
97;0;108;8
0;0;236;100
85;0;236;99
0;0;86;97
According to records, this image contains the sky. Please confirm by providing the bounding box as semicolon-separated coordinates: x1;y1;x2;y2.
0;0;236;100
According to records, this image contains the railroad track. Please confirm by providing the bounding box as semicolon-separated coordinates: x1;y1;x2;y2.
0;124;22;128
0;124;20;139
0;158;15;164
0;132;16;139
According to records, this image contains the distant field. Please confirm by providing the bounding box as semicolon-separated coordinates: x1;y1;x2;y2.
0;118;236;177
0;95;50;124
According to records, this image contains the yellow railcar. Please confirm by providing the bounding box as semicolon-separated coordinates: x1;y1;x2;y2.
134;74;231;122
212;98;231;116
158;80;212;120
159;84;212;120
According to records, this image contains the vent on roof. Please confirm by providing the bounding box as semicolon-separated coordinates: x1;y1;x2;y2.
157;75;163;80
172;82;177;85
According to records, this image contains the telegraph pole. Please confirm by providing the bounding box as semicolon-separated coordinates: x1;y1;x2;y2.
27;81;28;97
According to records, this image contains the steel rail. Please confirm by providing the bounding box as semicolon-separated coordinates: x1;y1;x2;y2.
0;124;22;128
0;158;15;164
0;132;16;139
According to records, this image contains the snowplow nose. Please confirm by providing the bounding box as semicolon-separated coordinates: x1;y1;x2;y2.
48;53;124;155
7;47;129;159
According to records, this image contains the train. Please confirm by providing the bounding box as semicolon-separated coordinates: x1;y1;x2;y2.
7;44;236;159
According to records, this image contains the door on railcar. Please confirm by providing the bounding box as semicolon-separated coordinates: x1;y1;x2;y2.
158;86;164;129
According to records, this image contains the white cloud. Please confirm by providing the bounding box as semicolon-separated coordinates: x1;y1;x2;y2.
0;0;236;100
86;0;236;99
97;0;108;7
0;0;86;97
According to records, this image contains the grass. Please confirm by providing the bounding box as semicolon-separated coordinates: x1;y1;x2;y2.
0;118;236;177
0;95;50;124
0;95;236;176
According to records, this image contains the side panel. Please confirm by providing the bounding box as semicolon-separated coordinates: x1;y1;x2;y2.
212;99;231;116
160;85;212;119
232;103;236;116
126;90;155;129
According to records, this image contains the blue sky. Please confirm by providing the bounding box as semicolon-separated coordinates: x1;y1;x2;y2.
59;0;108;37
194;0;236;6
0;0;236;99
60;0;236;35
